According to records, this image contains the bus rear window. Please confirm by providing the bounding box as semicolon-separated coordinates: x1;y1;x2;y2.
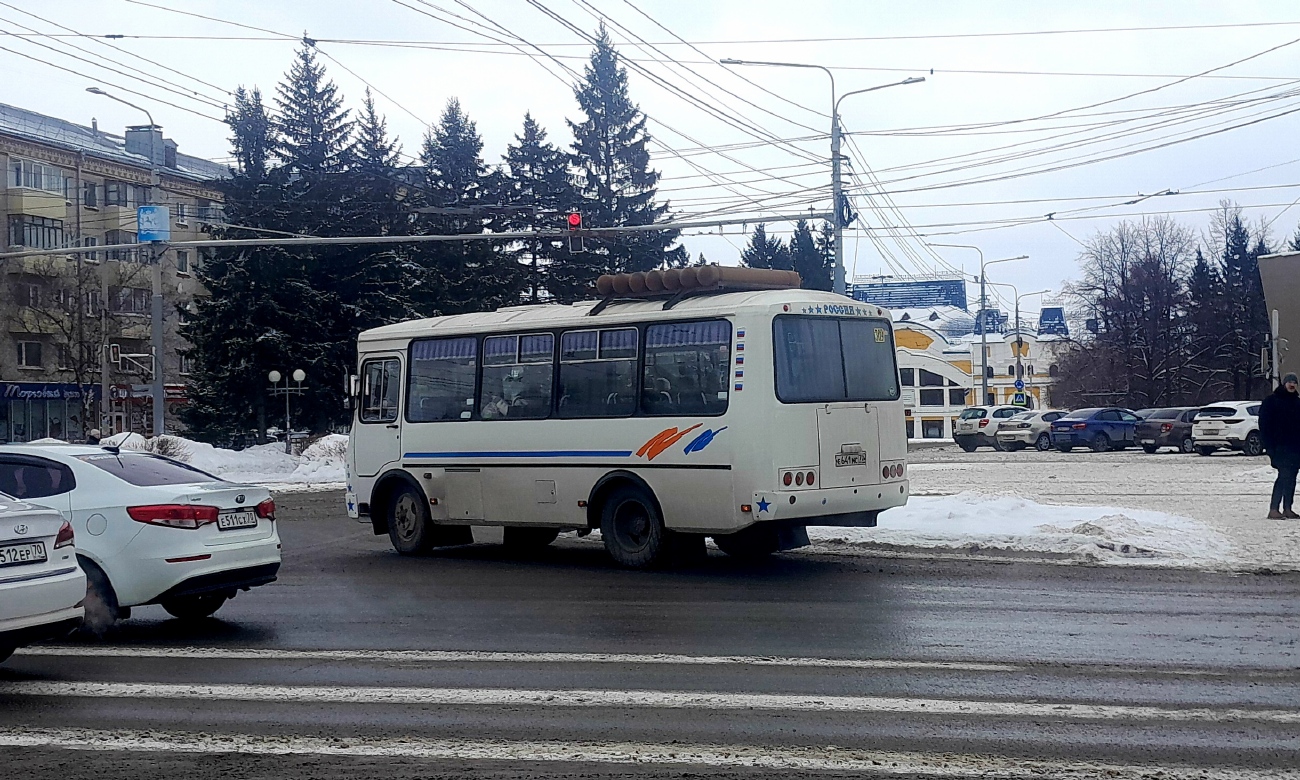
773;316;900;403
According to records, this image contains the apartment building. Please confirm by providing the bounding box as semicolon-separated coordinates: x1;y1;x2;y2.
1;102;225;441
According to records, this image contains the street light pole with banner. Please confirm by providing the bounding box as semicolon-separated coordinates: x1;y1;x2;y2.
138;204;170;436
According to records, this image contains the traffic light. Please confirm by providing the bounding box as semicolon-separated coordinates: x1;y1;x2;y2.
567;212;585;252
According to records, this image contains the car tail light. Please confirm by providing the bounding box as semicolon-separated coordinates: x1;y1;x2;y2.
54;520;74;549
1221;419;1242;424
783;472;793;487
1072;423;1087;429
795;472;805;486
127;504;219;530
805;471;815;486
979;419;990;428
1161;423;1173;433
255;498;276;519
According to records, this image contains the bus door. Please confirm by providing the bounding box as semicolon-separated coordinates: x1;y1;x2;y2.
355;356;403;477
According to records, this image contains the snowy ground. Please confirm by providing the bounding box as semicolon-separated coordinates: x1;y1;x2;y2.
828;445;1298;572
72;433;1299;571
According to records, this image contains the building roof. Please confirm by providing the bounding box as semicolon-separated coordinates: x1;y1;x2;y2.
0;102;226;182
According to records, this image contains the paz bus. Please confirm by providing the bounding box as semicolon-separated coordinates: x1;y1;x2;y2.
345;266;909;568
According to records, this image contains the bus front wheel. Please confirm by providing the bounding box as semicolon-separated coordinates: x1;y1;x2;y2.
600;485;666;568
388;484;435;555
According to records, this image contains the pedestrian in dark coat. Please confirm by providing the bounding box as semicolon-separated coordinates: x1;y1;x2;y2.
1259;373;1300;519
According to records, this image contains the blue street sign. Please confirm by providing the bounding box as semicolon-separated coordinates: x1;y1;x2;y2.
1014;379;1025;390
1012;392;1028;406
137;205;171;242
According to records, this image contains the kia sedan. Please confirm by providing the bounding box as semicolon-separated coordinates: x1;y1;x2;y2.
0;444;281;627
0;491;84;662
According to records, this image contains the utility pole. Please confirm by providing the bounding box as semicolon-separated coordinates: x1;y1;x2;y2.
932;244;1027;406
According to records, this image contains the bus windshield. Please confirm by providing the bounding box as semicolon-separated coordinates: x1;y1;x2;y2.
773;316;900;403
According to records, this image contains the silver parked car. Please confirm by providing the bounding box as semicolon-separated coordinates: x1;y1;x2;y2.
994;409;1068;452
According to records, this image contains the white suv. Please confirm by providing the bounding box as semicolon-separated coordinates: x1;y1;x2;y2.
1193;401;1263;456
1;493;85;663
954;406;1024;451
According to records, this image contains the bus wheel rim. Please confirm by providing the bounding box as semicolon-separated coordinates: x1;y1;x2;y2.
394;494;418;540
614;500;651;549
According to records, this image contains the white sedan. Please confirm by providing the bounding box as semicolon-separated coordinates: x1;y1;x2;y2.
0;444;281;627
1;492;84;662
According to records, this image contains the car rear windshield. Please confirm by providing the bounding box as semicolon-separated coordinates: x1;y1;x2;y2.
75;452;223;487
773;316;900;403
1010;412;1035;420
958;408;986;419
1061;408;1100;420
1148;409;1182;419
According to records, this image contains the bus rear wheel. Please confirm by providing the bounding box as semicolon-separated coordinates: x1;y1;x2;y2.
388;484;435;555
600;485;666;568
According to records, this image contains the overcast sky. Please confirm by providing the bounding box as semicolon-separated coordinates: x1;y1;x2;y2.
4;0;1300;312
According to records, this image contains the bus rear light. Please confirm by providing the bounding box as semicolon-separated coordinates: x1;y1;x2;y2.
882;466;890;479
741;504;752;514
805;471;815;486
782;472;793;486
795;472;804;486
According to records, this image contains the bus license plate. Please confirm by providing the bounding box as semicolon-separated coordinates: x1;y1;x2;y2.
0;541;47;567
835;452;868;466
217;512;258;531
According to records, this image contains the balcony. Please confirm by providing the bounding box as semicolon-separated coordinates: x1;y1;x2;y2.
4;188;67;220
7;306;64;335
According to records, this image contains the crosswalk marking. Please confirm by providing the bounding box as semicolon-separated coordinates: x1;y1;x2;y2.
1;728;1294;779
4;680;1298;724
17;645;1018;672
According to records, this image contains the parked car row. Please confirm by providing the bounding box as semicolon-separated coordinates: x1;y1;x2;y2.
953;402;1262;456
0;443;282;664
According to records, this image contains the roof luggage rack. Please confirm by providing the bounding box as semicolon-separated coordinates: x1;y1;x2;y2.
588;266;802;315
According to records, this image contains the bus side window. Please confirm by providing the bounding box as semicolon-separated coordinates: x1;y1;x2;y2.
407;337;477;422
360;358;400;423
480;333;554;420
642;320;731;416
559;328;638;418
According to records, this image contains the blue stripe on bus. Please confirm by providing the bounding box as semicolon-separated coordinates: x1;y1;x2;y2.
404;450;635;459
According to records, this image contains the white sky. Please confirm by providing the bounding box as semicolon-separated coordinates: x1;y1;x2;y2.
4;0;1300;312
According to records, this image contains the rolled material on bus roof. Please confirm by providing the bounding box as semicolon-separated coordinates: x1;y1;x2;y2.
595;266;802;297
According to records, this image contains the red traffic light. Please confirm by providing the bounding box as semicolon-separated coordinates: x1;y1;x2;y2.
567;212;582;230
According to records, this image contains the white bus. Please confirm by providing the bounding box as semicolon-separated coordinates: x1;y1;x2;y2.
346;268;909;567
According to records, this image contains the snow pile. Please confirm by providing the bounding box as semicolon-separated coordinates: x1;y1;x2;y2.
807;493;1239;568
102;432;347;487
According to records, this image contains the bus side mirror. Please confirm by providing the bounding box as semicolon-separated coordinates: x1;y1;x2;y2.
345;374;359;411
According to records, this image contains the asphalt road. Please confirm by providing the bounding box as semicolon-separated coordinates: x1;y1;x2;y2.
2;489;1299;779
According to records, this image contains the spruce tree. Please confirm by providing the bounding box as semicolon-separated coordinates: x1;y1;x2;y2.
789;220;833;290
566;25;686;292
415;98;524;314
740;224;792;270
812;221;837;292
1219;209;1268;399
501;113;580;301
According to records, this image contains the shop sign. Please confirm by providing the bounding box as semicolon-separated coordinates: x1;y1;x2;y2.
2;382;101;401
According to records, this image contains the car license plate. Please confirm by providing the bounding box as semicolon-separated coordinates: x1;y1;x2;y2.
1204;429;1220;436
0;541;47;567
217;511;258;531
1140;439;1155;445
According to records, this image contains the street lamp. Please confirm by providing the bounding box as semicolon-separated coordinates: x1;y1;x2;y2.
268;369;306;454
87;86;165;437
719;59;924;296
931;243;1028;406
1013;289;1049;403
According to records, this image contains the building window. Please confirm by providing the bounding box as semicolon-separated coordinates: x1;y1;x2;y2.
15;281;41;308
899;368;915;386
922;419;945;438
7;215;64;249
905;419;915;438
1007;365;1015;377
83;181;99;208
9;158;63;193
57;343;74;370
949;388;968;406
175;250;190;275
82;236;99;262
86;288;101;315
179;354;194;375
919;369;944;387
1048;364;1059;377
17;341;42;368
105;230;138;261
919;388;945;406
112;286;150;314
103;180;144;208
985;365;994;378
